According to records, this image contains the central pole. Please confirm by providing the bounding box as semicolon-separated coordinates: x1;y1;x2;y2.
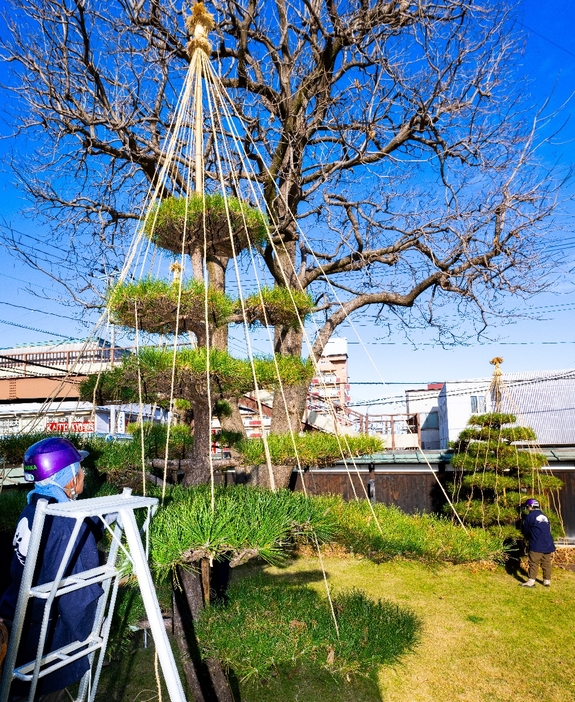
186;3;214;196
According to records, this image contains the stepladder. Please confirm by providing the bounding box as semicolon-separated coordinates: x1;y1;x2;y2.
0;488;186;702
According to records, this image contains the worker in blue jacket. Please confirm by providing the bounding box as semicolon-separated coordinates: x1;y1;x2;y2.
0;437;103;701
520;498;556;588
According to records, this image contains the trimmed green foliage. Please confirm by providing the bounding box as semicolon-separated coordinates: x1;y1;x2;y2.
0;432;93;466
450;500;519;526
321;496;506;564
127;423;193;460
0;489;28;532
150;485;338;577
1;432;45;466
144;194;268;255
242;286;315;328
451;442;548;474
149;488;505;574
79;367;139;406
253;355;315;387
80;349;314;407
458;412;516;428
195;573;421;681
448;412;562;537
235;432;384;468
88;424;194;478
108;277;235;334
462;472;563;492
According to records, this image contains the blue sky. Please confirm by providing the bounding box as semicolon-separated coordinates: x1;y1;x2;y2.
0;0;574;407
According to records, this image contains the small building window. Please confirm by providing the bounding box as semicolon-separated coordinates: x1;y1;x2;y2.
471;396;486;414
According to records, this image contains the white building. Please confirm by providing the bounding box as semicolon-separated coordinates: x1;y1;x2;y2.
437;369;575;448
405;383;444;449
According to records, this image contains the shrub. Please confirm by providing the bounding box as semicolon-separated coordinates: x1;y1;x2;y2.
235;433;384;468
318;496;507;564
0;489;28;533
195;572;421;681
149;485;338;578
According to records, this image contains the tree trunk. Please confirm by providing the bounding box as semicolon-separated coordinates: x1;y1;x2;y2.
270;383;308;436
252;463;294;490
172;566;235;702
219;397;247;438
207;255;229;353
271;324;307;435
183;394;212;486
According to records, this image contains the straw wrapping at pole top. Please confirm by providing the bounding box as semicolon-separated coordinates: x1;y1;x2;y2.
186;2;214;57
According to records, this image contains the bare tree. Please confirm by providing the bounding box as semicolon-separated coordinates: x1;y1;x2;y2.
0;0;560;430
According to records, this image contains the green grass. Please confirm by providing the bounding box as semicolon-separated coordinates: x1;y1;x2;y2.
93;556;575;702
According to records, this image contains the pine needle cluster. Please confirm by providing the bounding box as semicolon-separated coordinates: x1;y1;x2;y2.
242;286;315;328
235;432;384;468
79;349;315;404
108;277;235;334
143;194;268;257
150;485;337;575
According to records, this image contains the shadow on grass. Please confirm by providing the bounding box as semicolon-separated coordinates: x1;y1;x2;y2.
240;662;382;702
504;542;527;582
247;565;327;586
194;562;423;702
96;634;158;701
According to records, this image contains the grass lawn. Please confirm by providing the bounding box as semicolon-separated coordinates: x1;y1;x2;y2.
95;555;575;702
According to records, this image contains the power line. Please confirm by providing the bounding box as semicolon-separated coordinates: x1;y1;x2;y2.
0;317;76;339
0;300;82;322
349;340;575;346
0;271;58;290
522;21;575;60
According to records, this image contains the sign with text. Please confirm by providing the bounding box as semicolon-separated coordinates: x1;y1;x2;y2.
46;420;95;433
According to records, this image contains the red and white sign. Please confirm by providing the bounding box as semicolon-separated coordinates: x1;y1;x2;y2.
46;421;95;433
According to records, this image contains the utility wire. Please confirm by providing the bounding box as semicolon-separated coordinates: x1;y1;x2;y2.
0;300;83;322
0;317;76;339
522;21;575;60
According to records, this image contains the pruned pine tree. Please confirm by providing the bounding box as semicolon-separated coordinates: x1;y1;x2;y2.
1;0;562;434
448;413;563;539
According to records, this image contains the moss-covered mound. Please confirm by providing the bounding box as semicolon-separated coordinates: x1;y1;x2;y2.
144;194;268;258
108;277;234;335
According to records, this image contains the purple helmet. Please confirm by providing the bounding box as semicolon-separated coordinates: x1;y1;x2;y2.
23;437;88;483
525;498;540;509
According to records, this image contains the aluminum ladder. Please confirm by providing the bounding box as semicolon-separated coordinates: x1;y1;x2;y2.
0;488;186;702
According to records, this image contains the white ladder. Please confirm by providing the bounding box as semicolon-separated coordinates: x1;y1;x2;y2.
0;488;186;702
